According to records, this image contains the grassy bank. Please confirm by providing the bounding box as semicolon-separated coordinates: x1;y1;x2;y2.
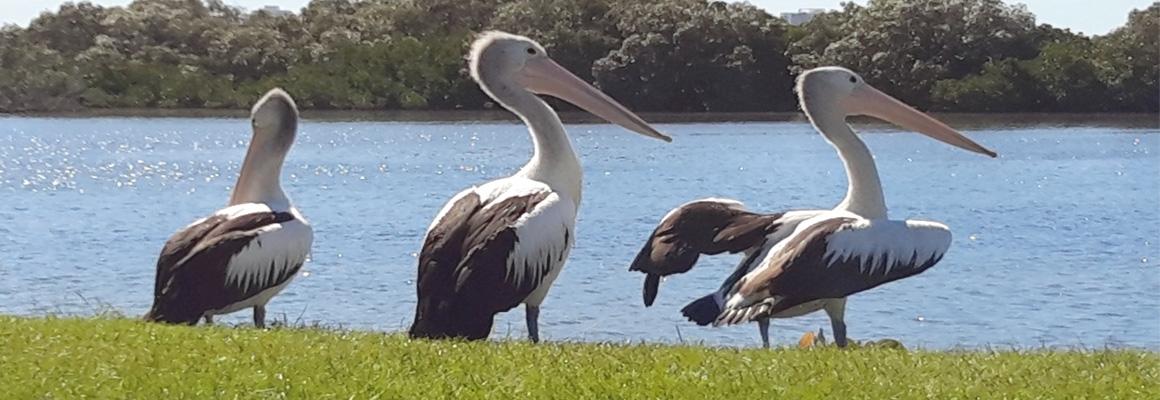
1;316;1156;398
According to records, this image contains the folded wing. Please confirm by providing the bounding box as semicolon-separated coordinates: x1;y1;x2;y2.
147;204;312;324
717;216;951;325
410;180;573;340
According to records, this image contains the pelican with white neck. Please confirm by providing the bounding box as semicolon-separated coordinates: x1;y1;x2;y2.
409;31;670;342
145;88;313;328
630;66;995;347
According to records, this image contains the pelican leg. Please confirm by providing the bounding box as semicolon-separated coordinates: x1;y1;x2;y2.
757;317;771;348
203;315;214;325
526;305;540;343
253;305;266;329
825;298;848;348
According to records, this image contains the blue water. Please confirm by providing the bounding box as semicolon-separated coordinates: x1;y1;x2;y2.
0;115;1156;350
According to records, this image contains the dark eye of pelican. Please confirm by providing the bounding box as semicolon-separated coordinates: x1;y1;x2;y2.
849;76;858;83
526;48;537;55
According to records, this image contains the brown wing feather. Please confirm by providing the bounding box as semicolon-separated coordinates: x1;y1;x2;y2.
629;200;783;306
738;218;857;297
410;190;552;340
151;215;228;298
722;217;947;324
146;211;296;324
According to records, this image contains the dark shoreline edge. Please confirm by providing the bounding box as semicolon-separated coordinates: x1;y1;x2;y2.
1;109;1156;128
4;108;806;123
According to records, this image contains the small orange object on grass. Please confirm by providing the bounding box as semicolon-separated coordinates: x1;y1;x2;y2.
798;328;827;348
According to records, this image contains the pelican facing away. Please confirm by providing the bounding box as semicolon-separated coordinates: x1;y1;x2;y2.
409;31;670;342
145;88;313;328
630;67;995;347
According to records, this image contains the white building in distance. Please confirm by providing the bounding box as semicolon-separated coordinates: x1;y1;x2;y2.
257;6;292;17
780;8;826;26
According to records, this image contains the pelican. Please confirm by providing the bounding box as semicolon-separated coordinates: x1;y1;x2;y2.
630;67;995;347
409;31;670;342
144;88;313;328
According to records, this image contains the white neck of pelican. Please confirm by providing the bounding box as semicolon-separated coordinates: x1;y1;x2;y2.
806;106;887;219
487;78;583;205
229;131;291;210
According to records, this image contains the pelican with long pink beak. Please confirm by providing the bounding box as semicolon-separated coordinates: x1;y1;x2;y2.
630;66;995;347
409;31;670;342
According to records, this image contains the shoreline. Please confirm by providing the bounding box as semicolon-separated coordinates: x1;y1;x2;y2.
2;109;1157;126
5;108;806;123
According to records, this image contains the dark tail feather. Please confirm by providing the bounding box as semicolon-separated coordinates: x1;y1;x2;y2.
643;274;661;307
681;293;722;326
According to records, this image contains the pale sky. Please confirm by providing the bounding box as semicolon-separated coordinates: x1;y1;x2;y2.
0;0;1153;35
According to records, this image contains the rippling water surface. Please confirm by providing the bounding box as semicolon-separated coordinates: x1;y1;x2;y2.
0;115;1156;349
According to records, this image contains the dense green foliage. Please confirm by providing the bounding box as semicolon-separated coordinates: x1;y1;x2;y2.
0;0;1155;113
1;317;1157;398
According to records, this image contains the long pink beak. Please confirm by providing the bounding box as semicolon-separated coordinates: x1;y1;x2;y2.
516;58;671;142
842;85;996;157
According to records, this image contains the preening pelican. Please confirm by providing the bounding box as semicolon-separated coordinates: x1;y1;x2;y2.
630;67;995;347
409;31;670;342
145;88;313;328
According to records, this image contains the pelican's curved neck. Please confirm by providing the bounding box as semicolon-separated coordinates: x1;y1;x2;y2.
486;79;582;204
806;107;887;219
229;134;291;210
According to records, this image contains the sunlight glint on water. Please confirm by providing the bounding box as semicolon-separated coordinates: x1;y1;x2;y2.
0;116;1156;349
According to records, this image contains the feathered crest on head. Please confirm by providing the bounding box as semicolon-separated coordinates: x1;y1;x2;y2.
469;30;521;81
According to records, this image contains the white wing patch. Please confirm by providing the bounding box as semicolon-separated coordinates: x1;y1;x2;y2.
428;176;579;307
216;202;283;219
222;208;314;294
726;214;951;311
426;177;560;235
756;210;828;253
508;191;576;306
823;219;951;275
478;177;577;306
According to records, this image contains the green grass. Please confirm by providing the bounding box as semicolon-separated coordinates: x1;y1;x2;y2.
1;316;1156;399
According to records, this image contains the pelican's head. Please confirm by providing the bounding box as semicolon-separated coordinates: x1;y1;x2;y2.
468;31;671;142
796;66;996;157
250;88;299;150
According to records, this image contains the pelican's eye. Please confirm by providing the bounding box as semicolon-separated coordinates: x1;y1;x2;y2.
849;76;858;83
526;48;537;55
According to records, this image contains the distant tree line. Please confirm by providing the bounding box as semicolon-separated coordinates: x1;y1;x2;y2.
0;0;1155;113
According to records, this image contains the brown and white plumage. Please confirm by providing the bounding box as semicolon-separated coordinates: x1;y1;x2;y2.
411;178;574;340
715;214;950;325
409;31;669;342
629;199;816;306
630;198;823;347
631;67;995;347
145;89;312;328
